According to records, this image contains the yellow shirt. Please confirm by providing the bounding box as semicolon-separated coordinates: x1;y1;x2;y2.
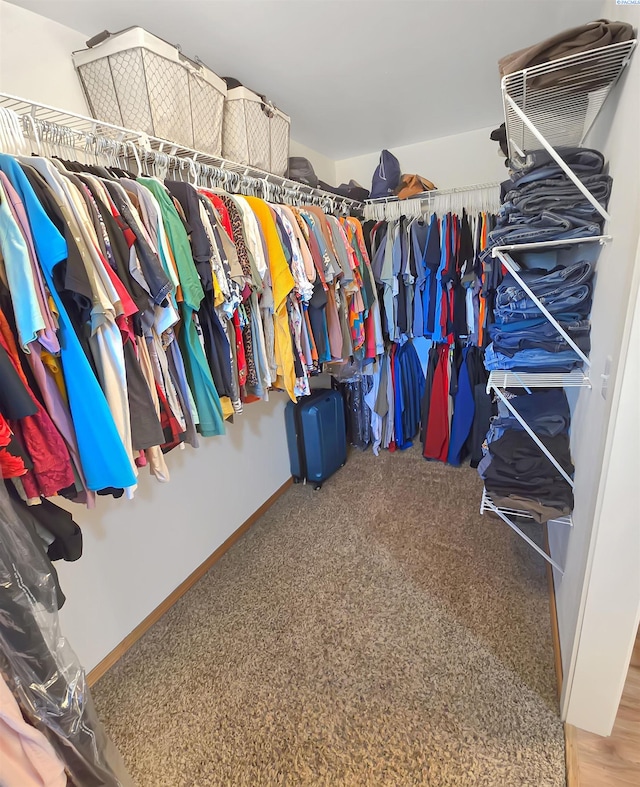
244;198;297;401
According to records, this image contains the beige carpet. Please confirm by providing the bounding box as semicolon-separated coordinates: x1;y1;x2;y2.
93;447;565;786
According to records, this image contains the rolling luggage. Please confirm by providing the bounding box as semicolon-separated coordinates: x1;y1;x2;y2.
284;389;347;490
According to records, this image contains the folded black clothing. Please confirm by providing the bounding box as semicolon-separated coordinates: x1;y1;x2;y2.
488;429;574;477
5;480;83;562
485;470;574;508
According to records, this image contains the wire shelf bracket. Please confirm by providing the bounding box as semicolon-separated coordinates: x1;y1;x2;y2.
480;488;570;574
502;39;637;223
487;370;591;391
503;39;637;160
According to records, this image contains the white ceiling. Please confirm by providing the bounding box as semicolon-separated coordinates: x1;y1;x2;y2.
8;0;604;159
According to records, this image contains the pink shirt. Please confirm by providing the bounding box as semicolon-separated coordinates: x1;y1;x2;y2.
0;674;66;787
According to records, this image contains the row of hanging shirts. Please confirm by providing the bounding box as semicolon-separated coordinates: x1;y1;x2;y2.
0;111;384;508
331;205;500;465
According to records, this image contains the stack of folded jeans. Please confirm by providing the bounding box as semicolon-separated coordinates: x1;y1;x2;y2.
484;259;594;371
478;389;573;522
478;146;611;524
489;147;611;247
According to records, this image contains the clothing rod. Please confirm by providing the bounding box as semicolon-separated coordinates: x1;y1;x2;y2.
365;181;501;205
0;91;364;210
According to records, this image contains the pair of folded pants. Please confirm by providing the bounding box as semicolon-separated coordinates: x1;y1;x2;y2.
484;344;583;372
491;330;590;357
483;430;574;509
490;316;590;355
496;389;570;434
503;173;613;209
497;261;594;302
489;492;572;524
488;219;601;248
508;147;605;184
482;389;570;450
493;312;590;330
495;293;592;324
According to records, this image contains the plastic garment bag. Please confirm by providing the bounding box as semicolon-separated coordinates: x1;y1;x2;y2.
0;483;133;787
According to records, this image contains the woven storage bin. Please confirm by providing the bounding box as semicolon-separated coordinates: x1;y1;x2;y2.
222;86;290;176
72;27;227;155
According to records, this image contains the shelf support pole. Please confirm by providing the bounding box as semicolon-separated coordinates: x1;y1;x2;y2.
483;496;565;574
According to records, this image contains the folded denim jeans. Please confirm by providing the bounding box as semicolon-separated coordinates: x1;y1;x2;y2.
491;316;590;338
499;206;603;231
490;223;601;248
504;174;612;215
497;261;594;300
492;332;590;356
496;208;580;231
495;290;592;323
484;343;583;371
507;147;605;182
494;313;590;330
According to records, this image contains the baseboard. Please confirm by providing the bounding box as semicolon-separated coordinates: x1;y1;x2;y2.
543;526;573;786
543;524;563;700
86;477;293;686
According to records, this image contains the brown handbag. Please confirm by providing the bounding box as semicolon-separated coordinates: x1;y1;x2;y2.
394;174;437;200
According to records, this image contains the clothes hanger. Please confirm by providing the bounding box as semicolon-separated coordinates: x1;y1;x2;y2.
188;158;200;187
21;113;41;156
0;108;26;155
126;141;142;177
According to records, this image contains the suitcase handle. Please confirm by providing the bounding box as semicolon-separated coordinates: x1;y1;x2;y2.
86;30;111;48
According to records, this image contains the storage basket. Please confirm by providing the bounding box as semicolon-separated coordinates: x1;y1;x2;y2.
222;86;290;176
72;27;227;156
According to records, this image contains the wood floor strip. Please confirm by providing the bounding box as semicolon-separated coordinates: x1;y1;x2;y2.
570;629;640;787
86;477;293;686
565;724;581;787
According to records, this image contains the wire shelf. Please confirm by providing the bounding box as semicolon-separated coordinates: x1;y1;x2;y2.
487;370;591;392
481;488;573;527
503;39;637;161
490;235;611;255
363;181;501;220
0;92;364;212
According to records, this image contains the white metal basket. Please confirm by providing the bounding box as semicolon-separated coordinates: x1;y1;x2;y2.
222;86;290;176
72;27;227;156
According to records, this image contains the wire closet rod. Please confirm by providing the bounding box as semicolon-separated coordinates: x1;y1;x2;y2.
363;181;502;220
365;180;501;205
0;92;365;214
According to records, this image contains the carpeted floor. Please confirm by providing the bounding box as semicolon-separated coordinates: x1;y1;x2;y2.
93;447;565;786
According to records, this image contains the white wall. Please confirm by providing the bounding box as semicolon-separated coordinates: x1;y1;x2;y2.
0;0;291;672
289;138;336;186
550;2;640;734
335;126;508;191
0;2;331;188
0;0;88;113
564;239;640;734
57;399;291;672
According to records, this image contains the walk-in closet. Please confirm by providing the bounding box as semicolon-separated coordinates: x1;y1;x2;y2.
0;1;638;785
